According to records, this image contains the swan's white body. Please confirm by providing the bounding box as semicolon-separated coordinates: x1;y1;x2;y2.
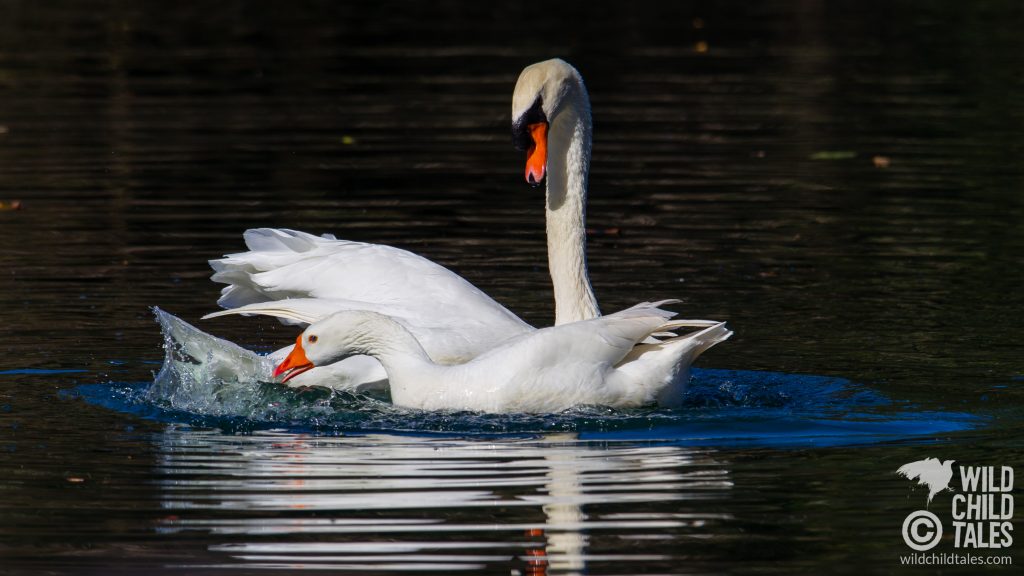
189;58;730;406
277;303;730;413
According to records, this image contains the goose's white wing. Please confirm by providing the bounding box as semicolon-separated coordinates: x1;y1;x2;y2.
475;300;680;367
424;301;726;412
449;300;682;402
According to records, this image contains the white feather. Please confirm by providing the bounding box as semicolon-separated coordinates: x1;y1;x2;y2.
196;59;730;405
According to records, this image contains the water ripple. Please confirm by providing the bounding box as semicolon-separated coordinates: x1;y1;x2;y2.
70;310;979;448
149;430;730;573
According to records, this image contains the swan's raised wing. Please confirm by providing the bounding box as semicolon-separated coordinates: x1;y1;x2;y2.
205;297;517;365
208;228;533;359
204;297;389;326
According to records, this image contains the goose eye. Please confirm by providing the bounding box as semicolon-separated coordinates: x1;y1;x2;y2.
307;335;318;344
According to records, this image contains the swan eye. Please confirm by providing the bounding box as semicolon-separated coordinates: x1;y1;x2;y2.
307;335;318;344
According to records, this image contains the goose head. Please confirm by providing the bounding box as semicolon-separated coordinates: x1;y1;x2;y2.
273;311;381;383
512;58;588;187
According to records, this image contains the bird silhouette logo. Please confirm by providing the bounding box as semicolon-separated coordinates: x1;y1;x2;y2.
896;458;956;506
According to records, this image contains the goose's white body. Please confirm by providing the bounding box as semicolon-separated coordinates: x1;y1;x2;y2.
280;303;730;413
187;58;730;406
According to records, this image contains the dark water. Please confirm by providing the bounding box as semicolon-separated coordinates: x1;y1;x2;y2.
2;1;1023;573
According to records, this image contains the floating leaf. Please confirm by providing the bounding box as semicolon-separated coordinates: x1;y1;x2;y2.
810;150;857;160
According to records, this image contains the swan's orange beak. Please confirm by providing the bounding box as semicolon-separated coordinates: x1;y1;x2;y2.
525;121;548;186
273;335;314;383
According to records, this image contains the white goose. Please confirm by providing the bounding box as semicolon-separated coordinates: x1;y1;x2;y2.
199;59;729;405
272;302;728;413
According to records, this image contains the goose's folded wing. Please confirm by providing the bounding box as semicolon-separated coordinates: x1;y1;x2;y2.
487;301;685;368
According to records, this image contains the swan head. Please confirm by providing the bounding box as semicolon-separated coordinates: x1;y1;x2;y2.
273;311;382;383
511;58;587;187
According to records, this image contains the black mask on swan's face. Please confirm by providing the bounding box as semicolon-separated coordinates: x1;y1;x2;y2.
512;97;548;187
512;96;545;152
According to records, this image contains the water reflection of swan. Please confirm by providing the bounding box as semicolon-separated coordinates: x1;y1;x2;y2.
155;427;733;573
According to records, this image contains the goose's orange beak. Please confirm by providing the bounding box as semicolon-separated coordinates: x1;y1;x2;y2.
273;335;314;383
525;121;548;186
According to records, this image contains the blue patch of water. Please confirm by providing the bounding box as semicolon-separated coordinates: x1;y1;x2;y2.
1;368;87;375
72;367;979;448
66;308;981;447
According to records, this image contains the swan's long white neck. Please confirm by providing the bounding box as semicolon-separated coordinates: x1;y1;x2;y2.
546;84;600;325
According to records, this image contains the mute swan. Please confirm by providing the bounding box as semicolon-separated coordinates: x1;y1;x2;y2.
197;59;728;405
272;303;730;413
